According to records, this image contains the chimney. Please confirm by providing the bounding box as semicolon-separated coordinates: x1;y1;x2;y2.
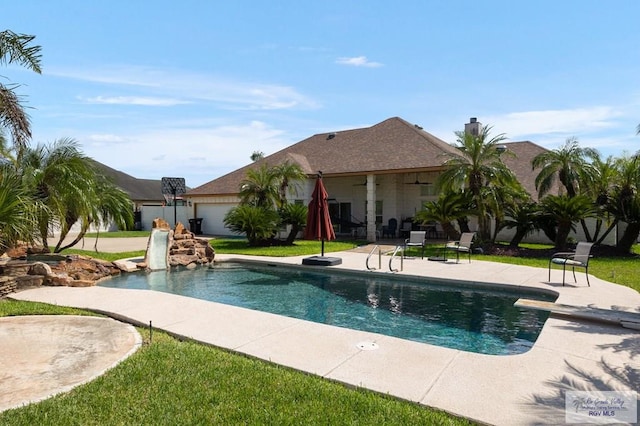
465;117;481;136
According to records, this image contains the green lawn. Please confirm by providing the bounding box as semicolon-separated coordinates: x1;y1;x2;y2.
83;230;151;238
209;238;368;256
0;300;474;426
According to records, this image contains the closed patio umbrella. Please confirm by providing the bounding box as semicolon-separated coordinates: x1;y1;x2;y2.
304;172;335;256
302;172;341;266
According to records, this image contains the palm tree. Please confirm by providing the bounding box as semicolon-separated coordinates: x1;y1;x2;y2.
17;138;133;252
278;203;307;245
274;160;306;209
239;164;280;209
54;173;133;253
540;195;595;251
531;137;597;198
438;125;519;242
250;151;264;162
414;190;473;240
580;153;617;242
500;201;540;248
606;154;640;253
234;161;309;245
0;30;42;154
224;204;280;246
0;165;41;254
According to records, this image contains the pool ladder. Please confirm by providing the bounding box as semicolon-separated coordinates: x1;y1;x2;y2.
366;245;403;272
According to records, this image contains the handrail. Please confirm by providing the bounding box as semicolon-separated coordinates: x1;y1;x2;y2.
389;245;403;272
366;245;382;270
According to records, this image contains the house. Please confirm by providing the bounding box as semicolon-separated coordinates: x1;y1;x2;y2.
185;117;547;240
92;161;166;230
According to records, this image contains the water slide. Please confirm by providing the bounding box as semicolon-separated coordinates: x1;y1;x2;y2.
145;228;169;270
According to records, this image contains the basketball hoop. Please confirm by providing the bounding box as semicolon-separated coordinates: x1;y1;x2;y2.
161;177;186;227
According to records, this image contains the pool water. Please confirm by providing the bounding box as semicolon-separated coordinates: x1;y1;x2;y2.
100;262;556;355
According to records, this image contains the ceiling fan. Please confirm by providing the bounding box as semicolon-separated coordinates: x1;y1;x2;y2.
405;173;431;185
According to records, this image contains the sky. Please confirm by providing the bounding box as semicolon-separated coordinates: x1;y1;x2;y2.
7;1;640;188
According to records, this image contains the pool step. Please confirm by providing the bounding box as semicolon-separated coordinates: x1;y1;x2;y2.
515;298;640;330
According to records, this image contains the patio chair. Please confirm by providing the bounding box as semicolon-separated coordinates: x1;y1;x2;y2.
404;231;426;259
548;242;594;286
399;221;412;238
382;218;397;238
445;232;475;263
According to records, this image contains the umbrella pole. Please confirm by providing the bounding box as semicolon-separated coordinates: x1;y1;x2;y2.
321;239;325;256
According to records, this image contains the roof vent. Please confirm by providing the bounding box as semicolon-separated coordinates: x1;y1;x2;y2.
414;124;423;130
326;132;336;140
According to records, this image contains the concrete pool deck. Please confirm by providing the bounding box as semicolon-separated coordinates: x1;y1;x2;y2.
7;244;640;425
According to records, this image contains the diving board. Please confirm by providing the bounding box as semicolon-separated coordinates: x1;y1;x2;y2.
515;298;640;330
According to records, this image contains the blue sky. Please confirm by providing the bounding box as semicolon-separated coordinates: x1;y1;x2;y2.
8;1;640;187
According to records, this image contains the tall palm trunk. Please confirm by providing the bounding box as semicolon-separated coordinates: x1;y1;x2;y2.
616;222;640;254
555;219;572;251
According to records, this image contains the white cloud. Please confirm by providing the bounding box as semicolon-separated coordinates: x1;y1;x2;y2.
485;107;622;139
79;120;292;187
49;65;319;111
87;134;126;144
335;56;383;68
82;96;190;106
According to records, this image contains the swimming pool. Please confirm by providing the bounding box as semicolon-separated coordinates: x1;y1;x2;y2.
100;262;556;355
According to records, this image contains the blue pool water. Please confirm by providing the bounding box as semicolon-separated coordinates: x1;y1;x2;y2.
100;262;556;355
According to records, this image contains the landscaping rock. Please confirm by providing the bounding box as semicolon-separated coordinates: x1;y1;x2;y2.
113;259;142;273
28;262;52;277
156;219;215;268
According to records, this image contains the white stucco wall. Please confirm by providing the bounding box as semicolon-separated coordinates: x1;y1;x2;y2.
140;205;191;231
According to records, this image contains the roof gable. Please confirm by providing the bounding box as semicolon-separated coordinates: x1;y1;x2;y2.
189;117;460;196
93;161;164;202
500;141;549;200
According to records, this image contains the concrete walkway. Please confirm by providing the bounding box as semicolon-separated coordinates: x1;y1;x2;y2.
7;241;640;425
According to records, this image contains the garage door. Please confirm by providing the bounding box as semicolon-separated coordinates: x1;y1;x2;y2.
195;203;236;236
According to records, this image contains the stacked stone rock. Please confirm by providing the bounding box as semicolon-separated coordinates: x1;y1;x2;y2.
0;219;215;295
168;222;215;268
0;255;121;295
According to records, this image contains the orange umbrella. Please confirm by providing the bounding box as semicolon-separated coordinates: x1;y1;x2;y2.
304;172;335;256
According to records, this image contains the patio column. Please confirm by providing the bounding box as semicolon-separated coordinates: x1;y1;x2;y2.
366;174;377;241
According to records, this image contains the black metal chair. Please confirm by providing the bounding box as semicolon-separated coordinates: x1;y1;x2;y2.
445;232;475;263
548;242;594;286
382;218;397;238
404;231;426;259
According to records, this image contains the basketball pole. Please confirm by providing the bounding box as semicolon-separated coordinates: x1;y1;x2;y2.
172;185;177;227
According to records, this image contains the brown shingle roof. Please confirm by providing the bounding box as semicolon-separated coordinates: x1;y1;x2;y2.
500;141;548;201
188;117;461;196
93;161;164;202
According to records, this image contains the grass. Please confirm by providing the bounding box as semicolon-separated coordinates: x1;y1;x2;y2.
61;249;146;262
484;253;640;294
209;238;368;256
0;300;474;426
83;230;151;238
403;241;640;294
